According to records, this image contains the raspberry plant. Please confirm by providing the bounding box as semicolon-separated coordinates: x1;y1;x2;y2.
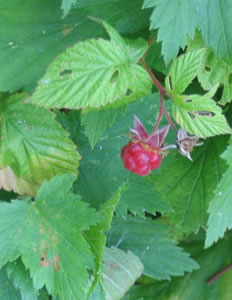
1;1;232;299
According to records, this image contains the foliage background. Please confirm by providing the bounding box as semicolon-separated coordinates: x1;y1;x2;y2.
1;0;232;299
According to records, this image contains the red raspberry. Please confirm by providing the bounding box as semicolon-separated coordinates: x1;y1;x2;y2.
121;116;171;176
121;141;162;176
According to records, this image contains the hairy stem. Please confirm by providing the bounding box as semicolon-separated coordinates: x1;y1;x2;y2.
207;264;232;285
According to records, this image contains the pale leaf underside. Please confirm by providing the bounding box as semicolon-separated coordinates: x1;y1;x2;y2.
102;247;144;300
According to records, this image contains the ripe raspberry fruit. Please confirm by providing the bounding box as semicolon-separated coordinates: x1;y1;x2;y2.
121;116;171;176
121;141;162;176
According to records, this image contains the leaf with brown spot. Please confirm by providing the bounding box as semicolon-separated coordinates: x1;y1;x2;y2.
63;27;74;36
0;174;103;300
0;166;34;195
102;247;144;300
28;21;152;109
0;93;80;196
53;256;59;271
172;93;231;138
40;253;50;268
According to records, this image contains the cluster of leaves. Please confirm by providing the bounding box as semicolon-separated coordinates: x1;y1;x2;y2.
1;0;232;299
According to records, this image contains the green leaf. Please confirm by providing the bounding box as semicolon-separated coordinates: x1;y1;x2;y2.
89;283;106;300
188;32;232;105
38;290;50;300
165;238;232;300
107;216;199;280
1;0;150;93
205;142;232;248
6;259;38;300
153;136;228;236
0;186;17;202
116;175;172;219
0;267;21;300
28;21;152;109
125;237;232;300
198;51;232;105
0;0;108;93
122;280;169;300
198;0;232;62
122;281;169;300
81;105;127;148
172;92;231;138
0;174;102;300
145;0;232;64
61;0;77;18
143;0;198;64
56;110;81;142
201;60;232;106
146;40;168;75
0;94;80;195
85;184;127;294
102;247;144;300
74;0;151;35
166;49;206;94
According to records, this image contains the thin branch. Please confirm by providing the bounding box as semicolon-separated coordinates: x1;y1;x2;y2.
141;57;169;96
207;264;232;285
162;106;177;130
140;39;176;131
142;37;154;59
152;93;176;132
152;94;164;134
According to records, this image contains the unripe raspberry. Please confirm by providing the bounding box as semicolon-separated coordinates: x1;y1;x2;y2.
121;141;162;176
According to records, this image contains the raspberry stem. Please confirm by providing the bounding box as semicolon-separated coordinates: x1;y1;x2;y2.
140;39;176;132
140;56;168;96
207;263;232;285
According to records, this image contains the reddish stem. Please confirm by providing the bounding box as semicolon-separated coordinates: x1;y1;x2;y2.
152;94;164;134
207;264;232;285
162;106;176;130
140;40;176;132
152;93;176;133
141;57;168;96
